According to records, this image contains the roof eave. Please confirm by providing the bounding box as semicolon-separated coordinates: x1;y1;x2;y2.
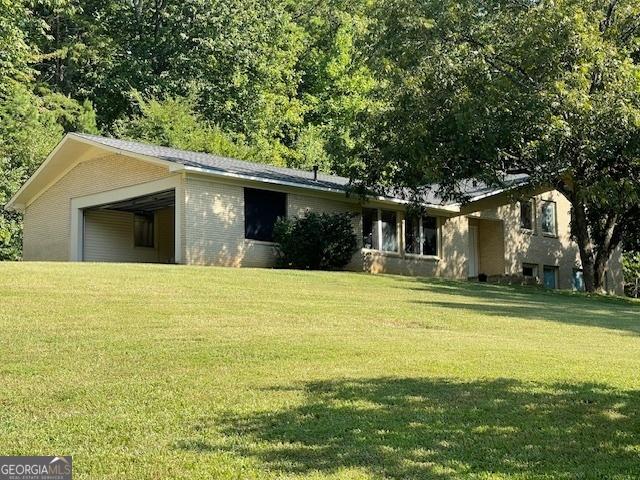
5;134;74;212
178;165;461;213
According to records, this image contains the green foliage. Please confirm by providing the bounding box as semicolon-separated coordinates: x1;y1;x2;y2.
0;83;97;260
273;212;358;270
1;0;383;259
0;263;639;477
623;251;640;297
113;94;255;161
0;0;35;92
362;0;640;291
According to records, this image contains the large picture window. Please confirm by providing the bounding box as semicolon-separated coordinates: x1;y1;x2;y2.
520;199;534;231
541;201;557;236
405;215;438;256
244;188;287;242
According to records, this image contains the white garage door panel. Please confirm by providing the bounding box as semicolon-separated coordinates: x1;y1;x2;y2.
83;209;158;263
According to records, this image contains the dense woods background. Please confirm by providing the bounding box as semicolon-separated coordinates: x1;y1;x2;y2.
1;0;638;293
1;0;380;260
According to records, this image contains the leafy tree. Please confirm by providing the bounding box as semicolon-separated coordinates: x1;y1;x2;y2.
291;1;380;175
0;84;97;260
361;0;640;292
0;0;34;92
113;93;255;161
622;251;640;297
0;0;97;260
29;0;379;170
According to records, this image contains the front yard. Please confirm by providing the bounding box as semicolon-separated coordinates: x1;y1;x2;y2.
0;262;638;479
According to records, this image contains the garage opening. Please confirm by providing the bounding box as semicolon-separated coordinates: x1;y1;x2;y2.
82;189;175;263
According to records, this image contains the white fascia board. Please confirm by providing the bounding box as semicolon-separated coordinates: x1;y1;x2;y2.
5;135;73;212
67;133;176;170
5;133;177;213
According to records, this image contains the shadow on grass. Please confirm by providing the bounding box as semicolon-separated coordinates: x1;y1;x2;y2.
402;277;640;335
178;377;640;479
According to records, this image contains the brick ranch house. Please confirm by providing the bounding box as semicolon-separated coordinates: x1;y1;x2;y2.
5;133;624;294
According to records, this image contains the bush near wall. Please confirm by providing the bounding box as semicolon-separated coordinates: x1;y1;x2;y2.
274;212;358;270
623;251;640;298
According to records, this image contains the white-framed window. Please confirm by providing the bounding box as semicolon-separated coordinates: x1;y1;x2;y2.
520;199;535;231
361;208;399;253
405;215;438;256
541;200;557;236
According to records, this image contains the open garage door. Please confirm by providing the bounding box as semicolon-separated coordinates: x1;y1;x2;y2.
83;190;175;263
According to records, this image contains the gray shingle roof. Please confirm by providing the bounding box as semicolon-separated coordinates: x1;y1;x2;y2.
74;133;352;191
73;133;529;206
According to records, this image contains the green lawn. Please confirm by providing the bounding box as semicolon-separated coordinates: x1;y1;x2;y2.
0;263;639;479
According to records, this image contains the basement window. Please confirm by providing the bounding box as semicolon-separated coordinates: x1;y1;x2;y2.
244;188;287;242
522;263;538;279
134;213;154;248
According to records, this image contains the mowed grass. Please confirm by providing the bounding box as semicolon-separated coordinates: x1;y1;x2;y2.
0;263;639;479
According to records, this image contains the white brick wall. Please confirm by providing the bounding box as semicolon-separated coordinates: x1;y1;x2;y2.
23;154;174;261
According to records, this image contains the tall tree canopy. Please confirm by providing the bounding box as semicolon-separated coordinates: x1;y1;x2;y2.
1;0;638;295
360;0;640;292
0;0;374;259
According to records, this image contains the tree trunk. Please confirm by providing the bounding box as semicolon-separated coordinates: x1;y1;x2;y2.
569;195;597;292
567;190;623;294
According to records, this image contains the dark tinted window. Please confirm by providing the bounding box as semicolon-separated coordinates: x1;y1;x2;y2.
244;188;286;242
520;199;534;230
422;216;438;256
362;208;378;249
523;263;538;278
405;216;420;254
134;213;154;247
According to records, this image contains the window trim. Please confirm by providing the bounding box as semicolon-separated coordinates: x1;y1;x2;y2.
540;200;558;237
519;198;536;233
380;209;399;253
361;207;400;253
362;208;440;257
404;214;440;258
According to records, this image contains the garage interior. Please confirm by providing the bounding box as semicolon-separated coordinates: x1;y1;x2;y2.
82;189;176;263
